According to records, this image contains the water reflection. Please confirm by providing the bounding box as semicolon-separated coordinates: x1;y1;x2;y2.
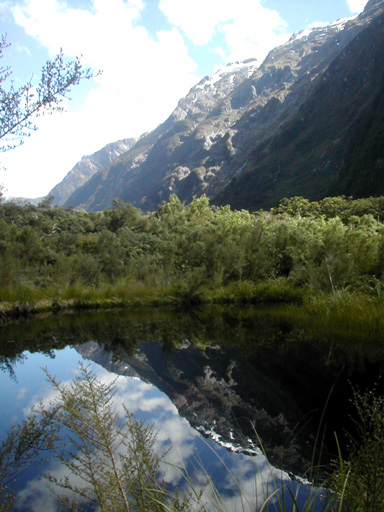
0;349;296;511
1;305;383;511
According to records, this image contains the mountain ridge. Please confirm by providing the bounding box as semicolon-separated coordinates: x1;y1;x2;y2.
60;0;384;211
49;138;137;206
216;2;384;209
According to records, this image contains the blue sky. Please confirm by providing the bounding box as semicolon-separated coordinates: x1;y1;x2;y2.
0;0;367;198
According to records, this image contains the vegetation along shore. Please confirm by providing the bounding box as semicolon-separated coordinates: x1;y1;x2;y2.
1;193;384;333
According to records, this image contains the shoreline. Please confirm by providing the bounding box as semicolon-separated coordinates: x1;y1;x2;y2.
1;282;383;343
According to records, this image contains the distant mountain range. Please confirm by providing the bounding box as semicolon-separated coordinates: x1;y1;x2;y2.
48;0;384;212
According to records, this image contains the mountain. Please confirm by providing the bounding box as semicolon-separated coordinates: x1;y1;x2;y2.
49;138;136;206
63;0;384;212
216;0;384;209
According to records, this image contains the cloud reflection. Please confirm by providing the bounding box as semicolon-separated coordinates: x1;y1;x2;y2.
15;459;91;512
6;352;309;511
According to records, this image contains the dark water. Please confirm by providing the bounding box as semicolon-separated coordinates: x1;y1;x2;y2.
1;305;383;511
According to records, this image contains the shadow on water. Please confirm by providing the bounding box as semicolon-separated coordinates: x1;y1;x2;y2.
1;304;384;483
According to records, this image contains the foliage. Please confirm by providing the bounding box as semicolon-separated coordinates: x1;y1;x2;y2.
271;195;384;222
42;364;179;511
1;194;384;316
331;386;384;511
0;34;99;152
2;192;384;510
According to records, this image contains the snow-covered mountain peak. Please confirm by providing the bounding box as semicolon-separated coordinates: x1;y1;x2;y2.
287;15;356;45
171;58;259;123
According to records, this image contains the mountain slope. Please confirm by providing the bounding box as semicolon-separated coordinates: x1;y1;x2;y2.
216;0;384;209
64;0;384;212
49;138;136;206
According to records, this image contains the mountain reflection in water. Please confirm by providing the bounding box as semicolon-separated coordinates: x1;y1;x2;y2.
1;305;383;511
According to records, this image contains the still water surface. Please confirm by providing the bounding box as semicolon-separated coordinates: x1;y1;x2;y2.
0;306;383;511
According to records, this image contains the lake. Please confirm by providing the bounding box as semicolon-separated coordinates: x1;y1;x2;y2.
1;305;383;511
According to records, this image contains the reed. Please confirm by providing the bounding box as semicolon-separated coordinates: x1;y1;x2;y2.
212;280;306;304
301;290;384;341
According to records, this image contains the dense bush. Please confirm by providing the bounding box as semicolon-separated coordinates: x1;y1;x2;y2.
1;194;384;299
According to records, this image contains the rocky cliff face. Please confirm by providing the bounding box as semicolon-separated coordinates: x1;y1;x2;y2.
49;138;136;206
63;0;384;211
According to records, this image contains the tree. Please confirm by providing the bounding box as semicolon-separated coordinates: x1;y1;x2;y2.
0;35;99;152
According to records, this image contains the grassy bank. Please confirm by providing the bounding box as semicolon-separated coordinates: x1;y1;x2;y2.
1;280;384;344
0;279;302;319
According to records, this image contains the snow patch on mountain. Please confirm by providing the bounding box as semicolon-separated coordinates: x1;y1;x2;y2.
196;59;258;91
288;15;356;44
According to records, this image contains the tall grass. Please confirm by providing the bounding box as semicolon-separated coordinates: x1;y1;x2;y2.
0;279;306;319
212;280;306;305
301;289;384;341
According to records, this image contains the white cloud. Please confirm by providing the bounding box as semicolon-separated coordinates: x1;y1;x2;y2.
3;0;199;198
159;0;228;45
159;0;290;63
17;387;28;400
346;0;367;13
16;44;32;56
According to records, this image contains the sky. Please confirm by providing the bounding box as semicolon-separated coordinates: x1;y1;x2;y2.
0;0;368;199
